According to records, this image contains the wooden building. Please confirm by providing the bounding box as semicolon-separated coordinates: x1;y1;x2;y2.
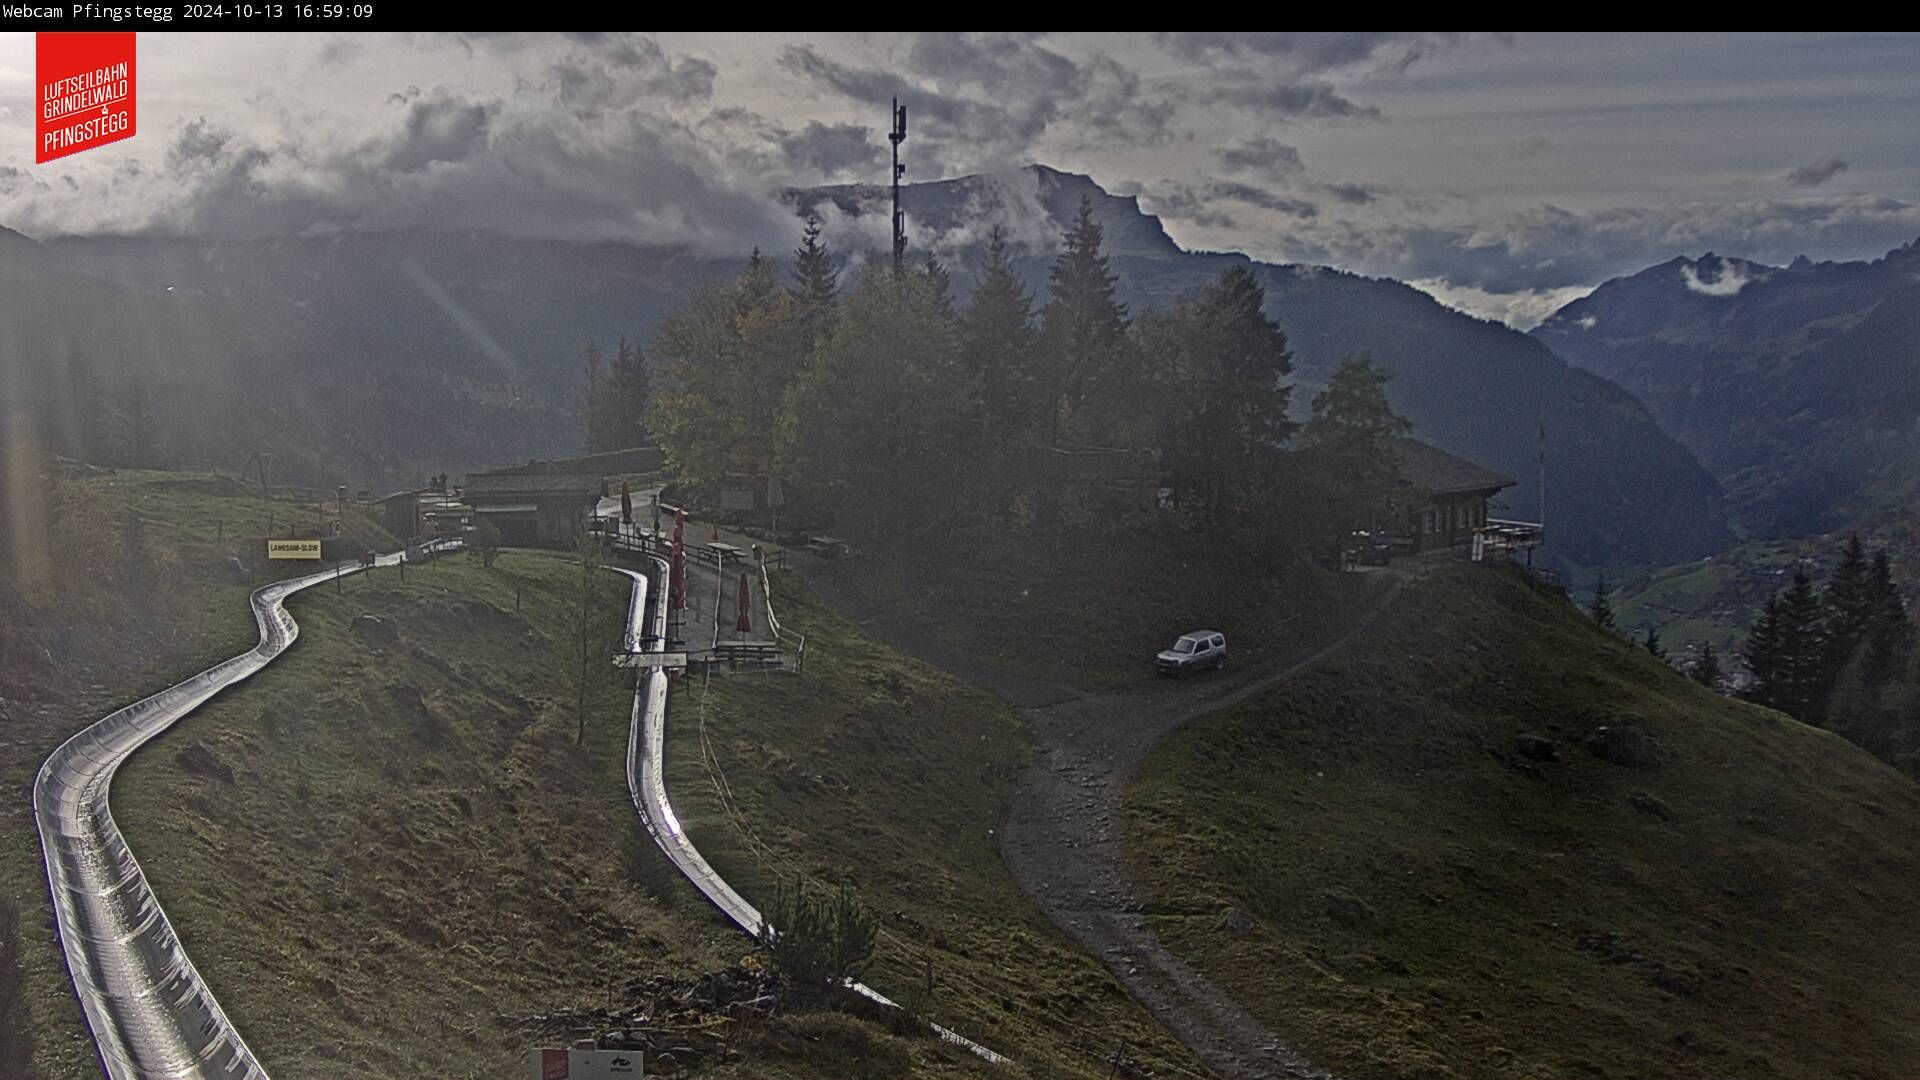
461;447;662;549
1393;438;1517;553
464;470;601;549
377;489;425;541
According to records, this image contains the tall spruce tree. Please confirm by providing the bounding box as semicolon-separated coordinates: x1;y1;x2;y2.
922;253;956;321
649;253;809;486
581;341;606;454
1746;567;1825;721
1819;534;1875;701
779;264;974;540
1589;576;1617;631
1040;197;1128;444
962;225;1040;443
1862;547;1911;683
791;214;839;347
1689;641;1724;691
607;338;651;451
1644;625;1667;662
1293;355;1410;562
1142;267;1297;523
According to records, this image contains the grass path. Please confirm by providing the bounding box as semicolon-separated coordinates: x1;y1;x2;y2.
790;552;1402;1077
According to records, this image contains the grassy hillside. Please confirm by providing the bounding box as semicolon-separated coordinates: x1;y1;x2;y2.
1126;563;1920;1080
833;527;1347;691
106;552;744;1079
661;571;1214;1079
0;467;402;1078
7;468;1198;1079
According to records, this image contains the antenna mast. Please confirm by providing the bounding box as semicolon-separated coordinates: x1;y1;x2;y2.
889;96;908;271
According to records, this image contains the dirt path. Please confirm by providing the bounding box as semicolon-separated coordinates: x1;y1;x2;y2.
796;557;1410;1079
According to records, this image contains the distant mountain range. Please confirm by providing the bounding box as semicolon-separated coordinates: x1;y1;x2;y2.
0;165;1735;566
1535;241;1920;537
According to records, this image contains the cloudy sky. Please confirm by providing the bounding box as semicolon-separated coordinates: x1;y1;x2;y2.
1;32;1917;326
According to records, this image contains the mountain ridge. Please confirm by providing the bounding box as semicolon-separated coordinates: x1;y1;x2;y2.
1534;236;1920;536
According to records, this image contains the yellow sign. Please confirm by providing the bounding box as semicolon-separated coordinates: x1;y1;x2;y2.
267;539;323;560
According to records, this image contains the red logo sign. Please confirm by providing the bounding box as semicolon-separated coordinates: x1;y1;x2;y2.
539;1048;570;1079
36;33;137;164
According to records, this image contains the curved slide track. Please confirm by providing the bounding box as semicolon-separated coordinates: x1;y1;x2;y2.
33;550;427;1080
610;562;1009;1066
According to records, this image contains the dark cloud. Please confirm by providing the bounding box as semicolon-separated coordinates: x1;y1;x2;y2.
1207;181;1318;219
14;38;789;253
780;35;1184;170
1119;181;1236;230
382;92;495;172
1155;32;1403;71
1153;32;1497;75
779;121;881;178
1324;183;1375;206
552;34;716;113
1202;80;1380;121
1214;136;1304;176
166;118;231;171
1785;157;1848;187
317;36;363;66
1118;177;1318;229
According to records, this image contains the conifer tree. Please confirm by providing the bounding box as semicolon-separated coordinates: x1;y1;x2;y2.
1040;197;1128;444
922;253;956;321
1746;567;1824;721
1744;592;1784;705
1589;576;1617;631
1644;624;1667;662
607;338;651;451
1143;267;1299;523
1862;547;1911;683
791;213;839;347
1689;641;1723;690
962;225;1040;443
1819;534;1874;695
581;341;606;454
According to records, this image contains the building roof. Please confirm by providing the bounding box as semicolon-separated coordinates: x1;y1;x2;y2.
480;446;664;478
464;472;602;500
1393;438;1517;496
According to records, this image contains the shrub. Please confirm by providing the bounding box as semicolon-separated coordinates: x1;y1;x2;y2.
757;879;877;1001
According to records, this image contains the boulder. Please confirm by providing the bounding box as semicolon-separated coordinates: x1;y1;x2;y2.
1324;892;1373;928
176;742;235;784
351;612;398;645
1215;908;1257;936
1628;791;1674;820
1584;724;1658;768
1515;735;1560;762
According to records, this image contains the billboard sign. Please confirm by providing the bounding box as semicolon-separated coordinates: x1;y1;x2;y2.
266;539;323;560
529;1049;643;1079
37;32;137;163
